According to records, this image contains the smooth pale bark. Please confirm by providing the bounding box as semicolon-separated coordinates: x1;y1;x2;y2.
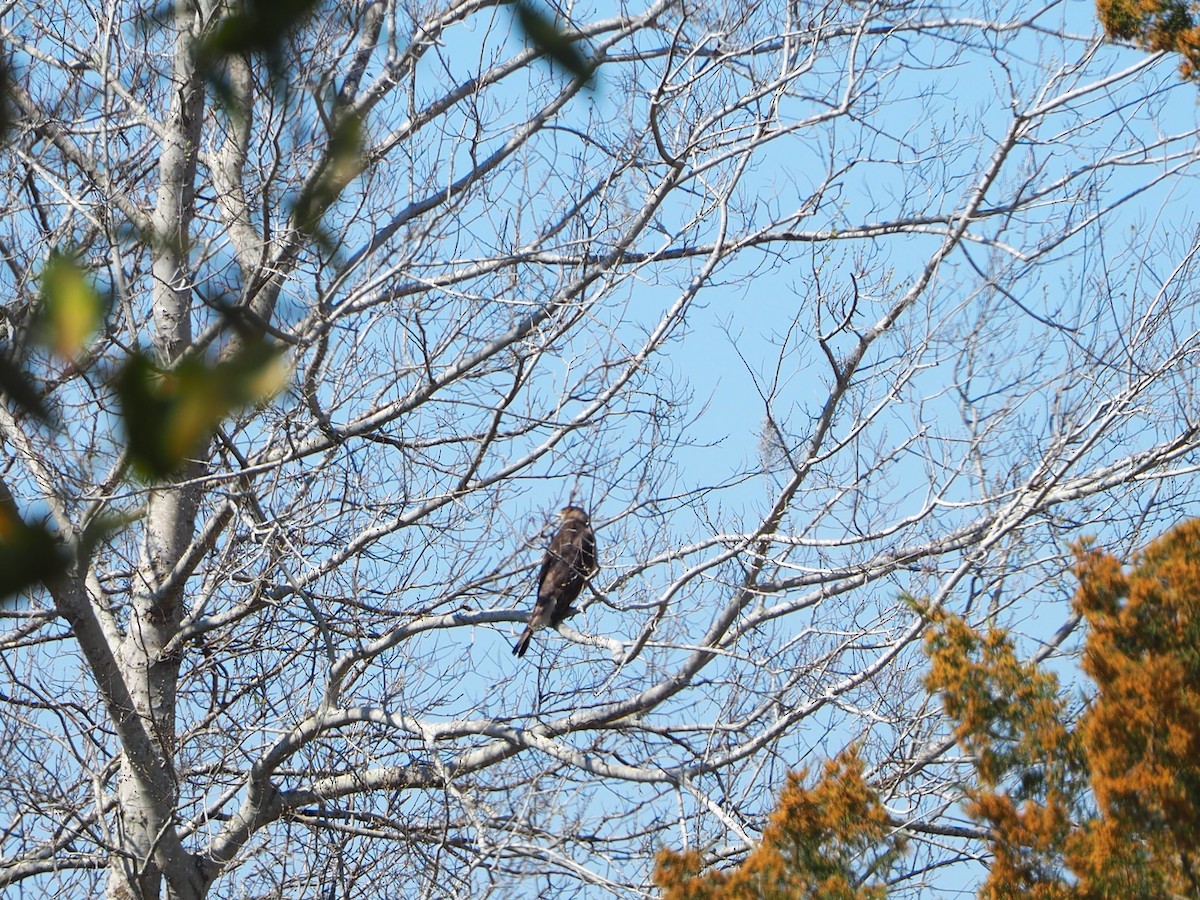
107;3;205;897
6;1;1200;897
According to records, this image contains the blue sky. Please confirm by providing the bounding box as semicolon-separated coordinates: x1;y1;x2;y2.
7;1;1200;896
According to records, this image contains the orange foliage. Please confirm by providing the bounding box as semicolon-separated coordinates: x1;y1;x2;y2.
658;520;1200;899
923;610;1082;899
1096;0;1200;79
1071;521;1200;894
923;520;1200;897
653;749;905;900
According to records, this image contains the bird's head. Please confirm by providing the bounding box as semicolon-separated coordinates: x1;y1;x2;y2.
559;505;589;522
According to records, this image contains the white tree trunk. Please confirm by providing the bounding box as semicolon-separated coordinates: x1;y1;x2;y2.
4;1;1200;896
107;3;205;897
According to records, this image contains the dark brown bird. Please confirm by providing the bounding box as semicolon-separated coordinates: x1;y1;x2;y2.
513;506;598;658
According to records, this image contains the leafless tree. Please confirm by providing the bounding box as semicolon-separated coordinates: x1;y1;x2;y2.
2;0;1200;897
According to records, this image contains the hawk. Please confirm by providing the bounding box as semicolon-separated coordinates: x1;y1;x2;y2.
513;506;598;658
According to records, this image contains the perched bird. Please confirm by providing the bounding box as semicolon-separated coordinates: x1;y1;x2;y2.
513;506;598;658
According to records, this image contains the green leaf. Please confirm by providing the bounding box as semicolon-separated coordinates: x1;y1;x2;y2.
0;350;53;424
116;343;288;480
514;0;596;87
195;0;324;99
39;251;105;360
115;352;176;478
0;508;69;603
290;112;365;242
202;0;322;60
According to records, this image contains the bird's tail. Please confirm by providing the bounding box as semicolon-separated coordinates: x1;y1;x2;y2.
513;626;533;657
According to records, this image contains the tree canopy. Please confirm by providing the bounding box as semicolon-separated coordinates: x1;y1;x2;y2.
4;1;1200;897
657;519;1200;897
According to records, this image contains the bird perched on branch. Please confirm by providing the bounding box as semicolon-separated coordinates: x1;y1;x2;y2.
513;505;598;658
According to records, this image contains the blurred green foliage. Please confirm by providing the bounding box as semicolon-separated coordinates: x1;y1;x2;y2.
515;0;597;87
116;342;287;480
0;504;69;600
0;0;598;604
37;250;106;361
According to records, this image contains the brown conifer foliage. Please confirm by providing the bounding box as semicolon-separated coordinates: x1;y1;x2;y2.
657;520;1200;899
1072;522;1200;895
923;611;1082;900
653;749;905;900
922;521;1200;897
1097;0;1200;79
